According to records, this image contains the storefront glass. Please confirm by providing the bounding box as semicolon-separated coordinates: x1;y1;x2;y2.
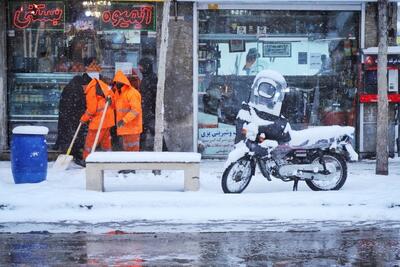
198;9;360;157
7;1;158;145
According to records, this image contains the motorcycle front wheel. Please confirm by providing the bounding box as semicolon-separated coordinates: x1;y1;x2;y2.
306;153;347;191
222;157;254;194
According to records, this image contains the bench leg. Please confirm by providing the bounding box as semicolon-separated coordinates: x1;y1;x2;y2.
184;164;200;191
86;165;104;192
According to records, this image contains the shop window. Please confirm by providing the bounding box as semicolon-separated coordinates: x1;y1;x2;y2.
6;1;158;146
198;9;360;157
7;1;157;77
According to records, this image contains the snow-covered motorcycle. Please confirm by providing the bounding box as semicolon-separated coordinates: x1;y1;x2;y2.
222;70;357;193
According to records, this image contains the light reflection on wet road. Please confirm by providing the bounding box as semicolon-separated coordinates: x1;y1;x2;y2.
1;228;400;266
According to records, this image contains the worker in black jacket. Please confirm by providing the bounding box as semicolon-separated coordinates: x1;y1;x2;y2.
55;73;92;165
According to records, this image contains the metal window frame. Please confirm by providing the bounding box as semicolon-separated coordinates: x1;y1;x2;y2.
197;2;363;10
193;2;199;152
192;1;365;154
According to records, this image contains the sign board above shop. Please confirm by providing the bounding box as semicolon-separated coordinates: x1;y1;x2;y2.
101;4;156;31
11;2;64;30
10;2;156;32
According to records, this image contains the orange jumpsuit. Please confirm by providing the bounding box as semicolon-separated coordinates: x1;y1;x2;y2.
113;70;143;151
80;79;115;159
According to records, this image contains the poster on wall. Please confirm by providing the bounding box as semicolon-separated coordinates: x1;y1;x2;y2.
263;42;291;58
101;4;156;31
257;26;267;35
10;2;65;31
229;40;246;53
125;30;141;44
237;26;247;35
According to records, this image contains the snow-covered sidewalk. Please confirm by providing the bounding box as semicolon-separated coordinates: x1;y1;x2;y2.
0;158;400;233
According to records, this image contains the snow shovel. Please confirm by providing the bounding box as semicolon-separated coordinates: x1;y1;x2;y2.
91;97;110;153
53;122;83;170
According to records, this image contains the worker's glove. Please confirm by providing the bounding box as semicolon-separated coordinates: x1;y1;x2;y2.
106;96;112;105
117;120;125;128
95;83;105;98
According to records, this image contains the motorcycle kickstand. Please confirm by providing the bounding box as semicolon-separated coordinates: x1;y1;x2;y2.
292;178;299;191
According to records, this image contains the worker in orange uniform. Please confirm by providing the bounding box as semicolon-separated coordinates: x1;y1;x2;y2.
113;70;142;151
80;78;115;161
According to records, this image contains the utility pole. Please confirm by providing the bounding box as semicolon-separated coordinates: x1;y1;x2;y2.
154;0;171;152
376;0;389;175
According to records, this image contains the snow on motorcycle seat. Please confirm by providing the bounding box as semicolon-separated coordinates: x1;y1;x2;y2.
85;152;201;192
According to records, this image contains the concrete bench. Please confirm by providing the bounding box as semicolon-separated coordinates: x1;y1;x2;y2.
85;152;201;192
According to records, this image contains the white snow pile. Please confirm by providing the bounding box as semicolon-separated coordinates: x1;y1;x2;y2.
288;126;355;147
86;152;201;163
12;126;49;135
0;158;400;233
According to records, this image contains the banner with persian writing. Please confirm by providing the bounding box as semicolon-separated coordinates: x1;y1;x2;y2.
199;127;236;157
10;1;64;31
101;4;156;31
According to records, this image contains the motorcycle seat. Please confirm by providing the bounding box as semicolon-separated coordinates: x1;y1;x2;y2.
280;140;327;150
288;139;331;150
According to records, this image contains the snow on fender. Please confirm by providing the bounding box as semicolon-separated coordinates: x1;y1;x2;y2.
224;141;250;168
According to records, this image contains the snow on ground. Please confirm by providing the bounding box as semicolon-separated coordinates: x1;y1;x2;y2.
0;158;400;233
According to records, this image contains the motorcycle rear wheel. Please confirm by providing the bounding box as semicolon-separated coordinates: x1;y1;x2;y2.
305;153;347;191
222;157;253;194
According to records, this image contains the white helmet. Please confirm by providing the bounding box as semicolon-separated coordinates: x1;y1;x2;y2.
249;70;287;116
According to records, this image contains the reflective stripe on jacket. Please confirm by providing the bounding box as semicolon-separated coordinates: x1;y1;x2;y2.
113;70;143;135
80;79;115;130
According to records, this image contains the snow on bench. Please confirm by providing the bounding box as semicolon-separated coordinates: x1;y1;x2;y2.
85;152;201;192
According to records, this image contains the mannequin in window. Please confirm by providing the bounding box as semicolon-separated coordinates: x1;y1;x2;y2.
242;48;265;75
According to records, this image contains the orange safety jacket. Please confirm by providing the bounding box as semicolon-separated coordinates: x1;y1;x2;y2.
113;70;143;135
80;79;115;130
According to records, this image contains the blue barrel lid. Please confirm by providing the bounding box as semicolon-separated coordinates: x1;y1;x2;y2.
12;126;49;135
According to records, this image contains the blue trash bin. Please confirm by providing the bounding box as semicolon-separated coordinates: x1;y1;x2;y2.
11;126;49;184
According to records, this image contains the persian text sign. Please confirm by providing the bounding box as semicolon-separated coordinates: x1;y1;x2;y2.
12;2;64;30
199;127;236;157
101;5;155;31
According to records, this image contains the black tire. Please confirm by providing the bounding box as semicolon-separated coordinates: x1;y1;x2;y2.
305;153;347;191
221;157;254;194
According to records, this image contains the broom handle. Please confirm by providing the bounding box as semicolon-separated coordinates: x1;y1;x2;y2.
91;97;110;153
66;122;82;156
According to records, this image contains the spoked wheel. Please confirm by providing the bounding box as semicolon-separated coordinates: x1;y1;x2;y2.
306;153;347;191
222;157;254;193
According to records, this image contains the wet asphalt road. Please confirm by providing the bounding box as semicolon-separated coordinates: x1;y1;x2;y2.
1;227;400;266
